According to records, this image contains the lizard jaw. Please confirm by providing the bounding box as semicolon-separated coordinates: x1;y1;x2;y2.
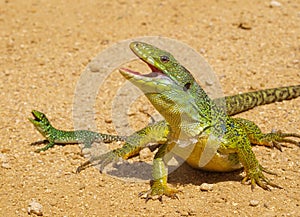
119;68;167;80
129;41;169;76
29;110;42;124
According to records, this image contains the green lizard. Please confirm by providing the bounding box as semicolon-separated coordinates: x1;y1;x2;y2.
76;42;299;200
29;110;126;152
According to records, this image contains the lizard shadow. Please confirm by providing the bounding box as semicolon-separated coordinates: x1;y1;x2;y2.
168;162;244;187
30;140;49;146
101;156;243;186
99;160;159;182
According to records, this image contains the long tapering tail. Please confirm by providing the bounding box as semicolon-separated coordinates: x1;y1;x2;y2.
220;85;300;116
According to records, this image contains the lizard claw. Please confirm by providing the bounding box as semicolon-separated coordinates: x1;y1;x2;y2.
242;165;282;191
268;131;300;149
272;141;283;152
252;131;300;152
34;144;54;153
138;181;181;202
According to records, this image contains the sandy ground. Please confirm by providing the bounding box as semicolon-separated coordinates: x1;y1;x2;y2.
1;0;300;216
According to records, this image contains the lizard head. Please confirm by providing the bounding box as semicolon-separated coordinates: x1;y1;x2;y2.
28;110;51;136
120;41;212;106
119;42;202;129
120;41;198;94
126;41;197;92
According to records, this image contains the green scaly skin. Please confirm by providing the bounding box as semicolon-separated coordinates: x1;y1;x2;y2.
77;42;299;201
220;85;300;116
29;110;126;152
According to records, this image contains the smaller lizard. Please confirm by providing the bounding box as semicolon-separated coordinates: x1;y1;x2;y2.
29;110;126;152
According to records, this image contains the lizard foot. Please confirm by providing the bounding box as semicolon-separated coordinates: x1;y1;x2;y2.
34;142;55;153
138;181;181;202
262;131;300;151
30;140;48;146
76;151;121;173
242;165;282;191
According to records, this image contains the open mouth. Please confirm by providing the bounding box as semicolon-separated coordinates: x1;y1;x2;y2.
120;58;165;78
29;110;42;123
120;67;164;78
120;42;171;80
32;111;39;120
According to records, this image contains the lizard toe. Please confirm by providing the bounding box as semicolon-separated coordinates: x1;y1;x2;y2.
139;183;180;202
243;166;282;191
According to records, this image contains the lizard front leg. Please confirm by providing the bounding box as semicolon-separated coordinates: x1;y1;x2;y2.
76;121;170;173
139;143;180;202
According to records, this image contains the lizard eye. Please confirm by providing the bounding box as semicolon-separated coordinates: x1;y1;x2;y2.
160;55;169;63
183;82;191;91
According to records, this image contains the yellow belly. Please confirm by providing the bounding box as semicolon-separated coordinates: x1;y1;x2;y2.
168;137;242;172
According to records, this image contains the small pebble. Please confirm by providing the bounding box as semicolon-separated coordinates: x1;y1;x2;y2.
0;153;7;161
205;79;214;86
199;48;206;54
1;162;11;169
89;61;100;72
0;148;10;153
138;105;149;113
0;154;10;169
104;118;112;123
270;0;281;7
249;199;260;207
238;22;252;30
28;199;43;216
199;183;214;191
139;147;153;161
232;202;239;206
126;110;136;116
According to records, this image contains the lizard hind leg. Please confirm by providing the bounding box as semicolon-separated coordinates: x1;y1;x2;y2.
249;131;300;151
234;118;300;151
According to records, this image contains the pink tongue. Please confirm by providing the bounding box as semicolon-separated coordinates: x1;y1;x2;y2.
120;65;165;78
147;63;158;72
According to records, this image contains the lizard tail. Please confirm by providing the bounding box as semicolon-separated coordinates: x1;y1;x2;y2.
224;85;300;115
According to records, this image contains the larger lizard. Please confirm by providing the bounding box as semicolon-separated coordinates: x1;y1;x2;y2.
76;42;299;200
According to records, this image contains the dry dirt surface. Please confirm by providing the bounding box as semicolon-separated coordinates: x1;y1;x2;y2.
1;0;300;216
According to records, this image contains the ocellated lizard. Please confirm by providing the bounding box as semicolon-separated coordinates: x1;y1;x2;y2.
77;42;299;200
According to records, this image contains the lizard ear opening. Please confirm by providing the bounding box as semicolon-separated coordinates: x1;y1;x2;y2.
183;82;191;91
